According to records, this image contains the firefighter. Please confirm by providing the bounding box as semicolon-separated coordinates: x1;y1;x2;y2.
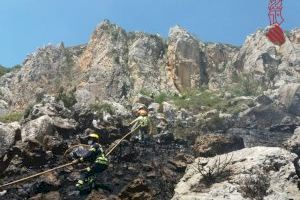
129;107;153;141
75;133;108;194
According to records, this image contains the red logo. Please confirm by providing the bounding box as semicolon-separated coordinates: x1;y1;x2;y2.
268;0;284;25
266;24;286;46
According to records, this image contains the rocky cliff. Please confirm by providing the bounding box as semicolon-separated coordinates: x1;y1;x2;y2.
1;20;299;114
0;20;300;200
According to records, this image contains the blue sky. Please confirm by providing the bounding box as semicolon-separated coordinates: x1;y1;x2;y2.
0;0;299;67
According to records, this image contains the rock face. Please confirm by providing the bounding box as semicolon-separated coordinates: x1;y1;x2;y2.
172;147;300;200
77;20;131;103
0;20;299;114
204;43;239;89
0;44;85;110
233;28;300;88
127;32;170;93
167;25;208;91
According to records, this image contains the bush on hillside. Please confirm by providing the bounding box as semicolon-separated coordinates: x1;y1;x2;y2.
0;112;24;123
55;87;77;109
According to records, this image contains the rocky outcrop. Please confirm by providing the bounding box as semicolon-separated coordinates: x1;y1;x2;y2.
204;43;239;89
2;20;299;114
0;44;85;110
127;32;171;93
233;28;300;88
173;147;300;200
77;20;131;104
167;25;208;91
21;115;55;142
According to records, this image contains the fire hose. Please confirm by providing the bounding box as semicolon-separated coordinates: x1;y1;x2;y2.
0;125;140;189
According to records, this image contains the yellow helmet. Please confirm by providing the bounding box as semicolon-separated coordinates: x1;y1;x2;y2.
89;133;100;140
139;109;148;116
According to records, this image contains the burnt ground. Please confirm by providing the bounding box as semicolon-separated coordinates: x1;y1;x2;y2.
0;138;193;200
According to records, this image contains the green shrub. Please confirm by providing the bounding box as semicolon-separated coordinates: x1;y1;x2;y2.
11;64;22;71
139;88;153;97
90;102;115;118
154;92;169;104
227;73;266;97
23;104;34;119
0;65;10;77
0;112;24;123
0;64;22;77
55;87;77;109
171;89;224;111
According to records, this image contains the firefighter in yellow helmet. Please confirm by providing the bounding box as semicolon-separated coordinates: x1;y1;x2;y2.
129;107;153;141
76;133;108;194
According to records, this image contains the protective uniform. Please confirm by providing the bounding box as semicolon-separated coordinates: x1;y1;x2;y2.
130;108;152;141
76;133;108;194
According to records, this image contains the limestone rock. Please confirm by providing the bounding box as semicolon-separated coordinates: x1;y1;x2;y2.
127;32;171;93
162;102;177;123
52;117;77;130
167;25;208;92
148;102;160;113
204;43;239;89
278;83;300;116
77;20;131;103
0;122;21;157
21;115;54;142
233;28;300;88
102;100;131;118
172;147;300;200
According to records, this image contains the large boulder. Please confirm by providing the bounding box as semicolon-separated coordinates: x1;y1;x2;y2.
0;122;21;157
33;172;61;193
52;116;77;138
162;102;177;123
172;147;300;200
279;83;300;116
102;100;131;118
21;115;55;142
